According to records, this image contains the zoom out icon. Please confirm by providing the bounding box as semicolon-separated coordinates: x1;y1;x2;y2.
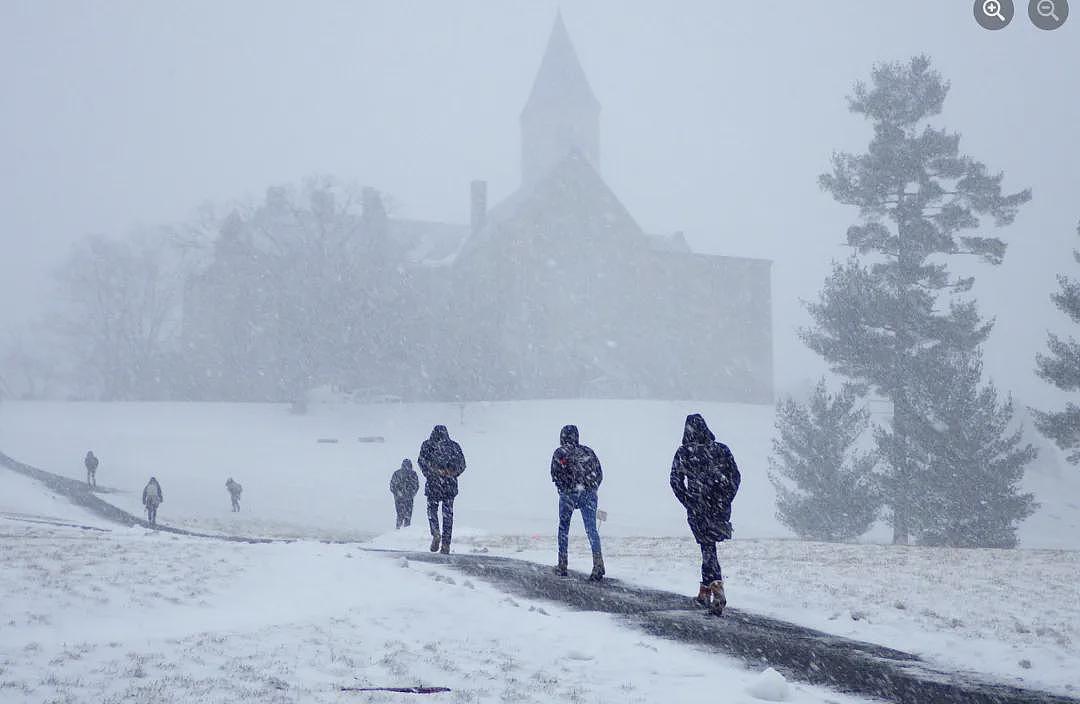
1030;0;1069;28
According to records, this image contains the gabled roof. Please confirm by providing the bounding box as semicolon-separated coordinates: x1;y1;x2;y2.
522;12;600;116
454;149;645;262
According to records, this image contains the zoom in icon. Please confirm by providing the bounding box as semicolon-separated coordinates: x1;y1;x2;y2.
1030;0;1069;28
975;0;1016;28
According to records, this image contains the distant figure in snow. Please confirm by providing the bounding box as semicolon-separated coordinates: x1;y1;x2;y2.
670;414;740;616
225;477;243;512
84;451;99;489
418;425;466;554
142;476;164;526
550;425;605;580
389;458;420;529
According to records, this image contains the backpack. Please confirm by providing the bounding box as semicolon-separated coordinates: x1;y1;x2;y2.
559;446;601;491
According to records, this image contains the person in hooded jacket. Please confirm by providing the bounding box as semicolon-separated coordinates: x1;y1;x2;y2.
142;476;164;526
670;414;740;615
417;425;466;554
84;451;99;489
389;458;420;529
225;477;243;512
550;424;605;580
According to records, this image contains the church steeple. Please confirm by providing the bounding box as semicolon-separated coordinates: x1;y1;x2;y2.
520;13;600;187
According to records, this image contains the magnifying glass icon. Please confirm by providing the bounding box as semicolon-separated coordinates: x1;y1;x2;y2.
1037;0;1061;21
983;0;1007;20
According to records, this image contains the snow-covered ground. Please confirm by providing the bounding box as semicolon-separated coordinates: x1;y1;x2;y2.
419;533;1080;697
2;399;1079;699
0;515;869;704
0;400;789;541
2;400;1077;546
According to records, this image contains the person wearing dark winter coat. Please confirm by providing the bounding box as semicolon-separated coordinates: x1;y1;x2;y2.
389;458;420;529
225;477;243;512
417;425;466;554
670;414;740;615
84;451;99;489
551;424;605;580
142;477;164;526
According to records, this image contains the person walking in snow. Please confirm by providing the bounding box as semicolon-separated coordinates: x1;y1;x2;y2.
550;425;605;581
389;458;420;529
670;414;740;616
84;451;99;489
225;477;243;512
418;425;466;554
142;476;164;526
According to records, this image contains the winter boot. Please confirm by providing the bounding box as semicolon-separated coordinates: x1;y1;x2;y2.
553;554;568;577
696;584;712;607
430;532;441;553
439;540;450;555
708;580;726;616
588;553;605;582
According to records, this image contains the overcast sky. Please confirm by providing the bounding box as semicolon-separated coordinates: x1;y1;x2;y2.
1;0;1077;404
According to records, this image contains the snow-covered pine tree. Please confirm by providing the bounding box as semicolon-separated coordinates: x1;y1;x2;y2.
889;351;1037;548
1033;221;1080;465
769;379;880;542
802;56;1030;543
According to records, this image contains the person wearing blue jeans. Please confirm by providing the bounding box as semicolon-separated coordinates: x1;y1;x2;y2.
550;425;605;580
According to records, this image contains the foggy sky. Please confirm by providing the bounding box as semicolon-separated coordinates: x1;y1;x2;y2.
1;0;1077;405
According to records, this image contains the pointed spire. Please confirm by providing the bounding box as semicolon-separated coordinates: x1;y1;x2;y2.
522;12;599;115
520;13;601;186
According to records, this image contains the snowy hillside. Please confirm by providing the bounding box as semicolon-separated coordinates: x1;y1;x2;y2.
0;400;783;541
3;401;1079;698
3;516;873;704
2;399;1078;548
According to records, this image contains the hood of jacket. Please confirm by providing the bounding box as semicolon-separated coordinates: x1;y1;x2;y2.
430;425;449;442
682;414;715;445
560;424;579;446
400;458;414;472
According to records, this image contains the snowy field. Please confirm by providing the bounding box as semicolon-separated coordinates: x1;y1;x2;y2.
2;400;1079;700
0;515;871;704
2;400;1077;546
0;400;791;541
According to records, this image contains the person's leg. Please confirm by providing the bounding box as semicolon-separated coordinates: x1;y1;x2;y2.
579;491;602;556
578;491;604;580
427;496;441;551
700;541;725;613
699;541;721;584
404;498;413;527
440;498;454;552
556;493;573;559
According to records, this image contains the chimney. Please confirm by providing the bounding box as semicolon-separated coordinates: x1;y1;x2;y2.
362;186;386;225
470;180;487;235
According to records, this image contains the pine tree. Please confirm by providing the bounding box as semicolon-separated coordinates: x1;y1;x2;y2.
892;351;1037;548
802;56;1030;542
1033;222;1080;465
769;379;880;542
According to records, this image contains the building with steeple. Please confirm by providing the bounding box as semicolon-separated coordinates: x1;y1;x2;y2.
186;14;773;403
420;14;773;402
